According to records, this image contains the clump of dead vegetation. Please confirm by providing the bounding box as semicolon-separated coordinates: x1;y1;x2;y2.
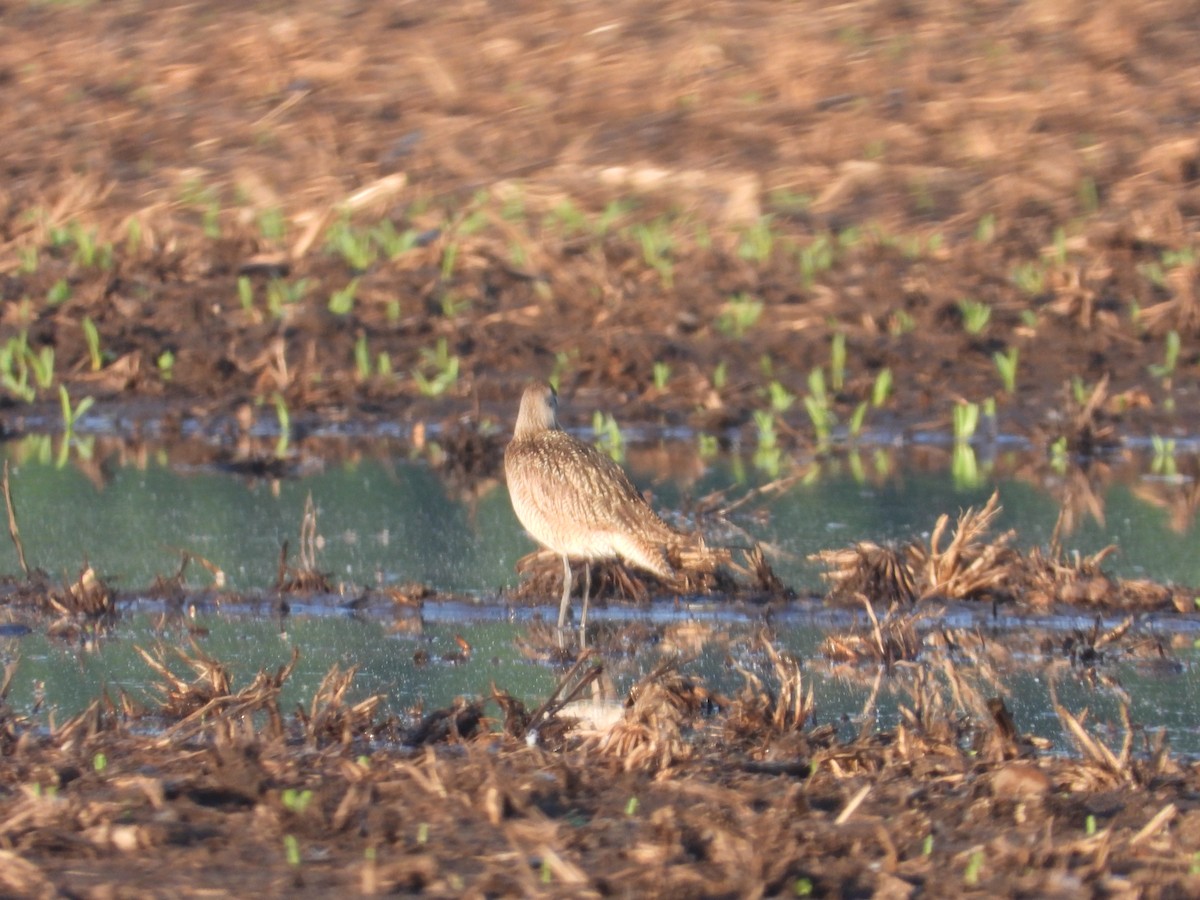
813;490;1183;613
510;538;787;610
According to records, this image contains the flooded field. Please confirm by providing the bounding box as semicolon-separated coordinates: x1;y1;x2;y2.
6;0;1200;893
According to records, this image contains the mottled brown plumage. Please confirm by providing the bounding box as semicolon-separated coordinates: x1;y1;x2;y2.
505;383;684;633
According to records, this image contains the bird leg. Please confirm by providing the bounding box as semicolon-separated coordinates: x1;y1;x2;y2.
557;554;573;629
579;563;592;648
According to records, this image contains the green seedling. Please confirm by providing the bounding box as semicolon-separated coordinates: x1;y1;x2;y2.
872;368;892;407
157;350;175;381
47;279;71;306
794;877;814;896
93;752;107;774
848;402;868;438
625;797;639;816
738;216;776;264
923;835;933;855
281;788;313;815
768;380;795;413
272;392;290;459
1049;226;1068;266
963;849;983;886
237;276;255;311
596;198;635;235
59;386;94;438
798;234;834;286
804;368;834;446
716;293;763;337
712;361;728;390
0;334;35;402
653;362;671;390
631;219;674;288
377;352;393;378
752;410;782;475
417;823;429;844
82;317;104;371
266;278;309;317
1011;262;1045;296
258;207;287;243
1020;309;1039;329
953;401;979;443
1151;436;1177;477
354;334;371;380
697;433;719;459
830;332;847;391
1070;375;1090;408
372;221;421;258
413;337;460;396
957;299;991;335
326;219;375;271
993;347;1019;394
284;834;301;867
329;279;358;316
592;410;624;462
1085;814;1097;836
27;345;54;389
1148;330;1181;378
1049;436;1069;474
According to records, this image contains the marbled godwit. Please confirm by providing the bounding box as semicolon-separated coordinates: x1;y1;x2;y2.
505;383;683;634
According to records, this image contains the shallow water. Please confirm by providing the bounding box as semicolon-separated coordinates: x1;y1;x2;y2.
1;435;1199;753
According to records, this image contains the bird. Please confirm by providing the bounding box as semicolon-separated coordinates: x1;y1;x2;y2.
505;383;686;637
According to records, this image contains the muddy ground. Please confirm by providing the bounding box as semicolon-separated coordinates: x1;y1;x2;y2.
3;0;1200;896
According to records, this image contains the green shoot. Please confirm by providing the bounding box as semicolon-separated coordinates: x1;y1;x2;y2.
237;276;255;311
82;317;103;371
625;797;639;816
738;216;775;264
592;410;624;462
952;401;979;442
157;350;175;381
716;293;763;337
993;347;1019;394
440;241;459;281
329;279;358;316
872;368;892;407
963;849;983;886
258;207;287;243
804;368;834;446
281;788;313;815
1151;436;1177;477
413;338;460;396
272;393;290;459
93;752;107;773
830;332;847;391
848;402;868;438
354;334;371;380
652;362;671;390
697;433;719;459
1148;330;1181;378
1010;262;1045;296
47;279;71;306
284;834;301;867
957;299;991;335
712;361;728;390
27;346;54;389
768;380;795;413
59;385;94;437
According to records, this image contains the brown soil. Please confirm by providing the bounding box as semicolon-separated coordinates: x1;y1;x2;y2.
2;0;1199;448
4;1;1200;895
